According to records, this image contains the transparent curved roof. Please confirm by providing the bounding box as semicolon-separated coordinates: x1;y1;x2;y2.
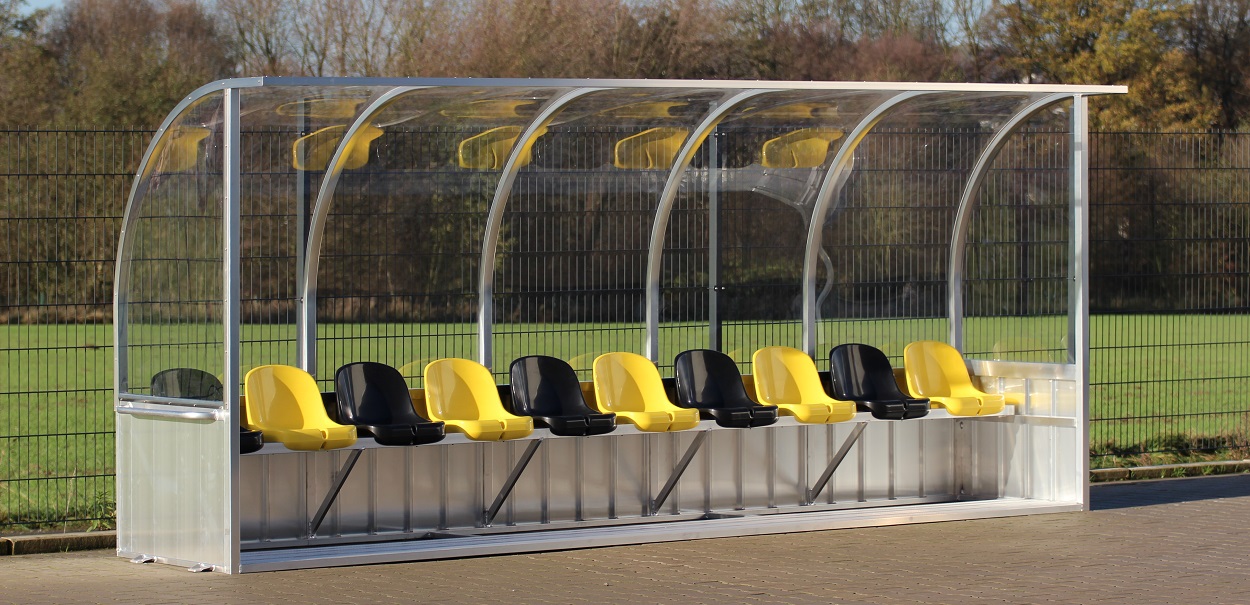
115;77;1124;395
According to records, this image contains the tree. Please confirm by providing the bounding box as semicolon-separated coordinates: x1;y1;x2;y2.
989;0;1216;130
0;0;58;126
47;0;235;127
1183;0;1250;130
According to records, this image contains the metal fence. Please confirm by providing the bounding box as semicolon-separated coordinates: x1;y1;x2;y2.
2;127;1248;531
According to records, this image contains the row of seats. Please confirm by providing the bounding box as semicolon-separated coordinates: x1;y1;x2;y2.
207;340;1010;452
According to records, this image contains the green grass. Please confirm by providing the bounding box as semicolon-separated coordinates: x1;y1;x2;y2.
2;314;1247;528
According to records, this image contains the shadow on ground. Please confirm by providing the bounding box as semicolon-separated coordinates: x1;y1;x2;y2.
1091;474;1250;510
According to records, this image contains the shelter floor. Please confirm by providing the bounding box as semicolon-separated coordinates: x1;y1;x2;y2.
5;475;1250;604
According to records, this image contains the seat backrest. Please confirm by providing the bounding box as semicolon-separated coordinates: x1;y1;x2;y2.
424;358;506;421
673;349;755;409
829;343;909;401
903;340;974;398
150;368;223;401
592;352;669;413
509;355;595;417
613;127;688;169
751;346;828;405
334;362;423;426
244;365;336;430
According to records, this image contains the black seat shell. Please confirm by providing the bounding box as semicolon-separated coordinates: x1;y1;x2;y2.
829;344;929;420
151;367;264;454
508;356;616;437
673;349;779;428
334;362;445;446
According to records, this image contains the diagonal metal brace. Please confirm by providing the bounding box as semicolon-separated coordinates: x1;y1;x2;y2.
484;439;543;526
805;422;867;505
308;448;363;537
649;431;709;516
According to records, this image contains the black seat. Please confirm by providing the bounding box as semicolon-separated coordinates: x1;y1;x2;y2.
333;362;446;446
508;355;616;436
828;344;930;420
673;349;779;428
150;368;264;454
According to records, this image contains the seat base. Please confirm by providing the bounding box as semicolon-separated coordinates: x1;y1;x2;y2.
536;414;617;437
856;399;931;420
362;422;446;446
257;426;357;451
617;409;701;432
932;394;1005;416
240;427;265;454
447;418;534;441
703;406;780;428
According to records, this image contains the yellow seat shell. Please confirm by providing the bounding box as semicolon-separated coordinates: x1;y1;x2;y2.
243;365;357;451
903;341;1007;416
751;346;856;424
423;358;534;440
592;352;700;432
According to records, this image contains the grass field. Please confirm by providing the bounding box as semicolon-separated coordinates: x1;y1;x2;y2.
2;314;1248;529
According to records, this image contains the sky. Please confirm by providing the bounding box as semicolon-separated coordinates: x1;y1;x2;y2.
22;0;61;13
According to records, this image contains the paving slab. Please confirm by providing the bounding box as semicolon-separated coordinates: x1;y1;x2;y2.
3;475;1250;604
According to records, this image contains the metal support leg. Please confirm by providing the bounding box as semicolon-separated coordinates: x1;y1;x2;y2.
805;423;867;505
649;431;708;516
308;449;363;537
484;440;543;526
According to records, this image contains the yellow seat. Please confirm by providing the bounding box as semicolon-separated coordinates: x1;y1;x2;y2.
423;358;533;440
292;124;383;171
440;99;538;119
902;341;1007;416
613;127;688;169
158;126;210;172
457;125;546;170
276;98;365;119
760;128;843;169
592;352;701;432
243;365;357;451
750;346;857;424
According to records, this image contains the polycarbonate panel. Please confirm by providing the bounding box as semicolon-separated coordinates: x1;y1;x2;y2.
490;88;729;377
813;93;1052;371
962;104;1074;362
234;85;409;385
119;93;226;394
687;91;898;372
312;86;571;387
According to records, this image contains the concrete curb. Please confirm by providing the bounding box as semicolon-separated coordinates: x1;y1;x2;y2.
0;531;115;555
1092;459;1250;482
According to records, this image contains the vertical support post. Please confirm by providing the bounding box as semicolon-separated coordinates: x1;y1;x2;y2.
1070;94;1091;508
708;132;722;351
295;105;313;373
222;87;243;573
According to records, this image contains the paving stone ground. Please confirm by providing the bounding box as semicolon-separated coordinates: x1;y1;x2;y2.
4;475;1250;604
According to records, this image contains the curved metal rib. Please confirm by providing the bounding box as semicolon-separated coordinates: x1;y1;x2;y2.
113;80;260;394
644;89;776;361
477;87;608;369
947;93;1071;350
801;91;930;356
297;86;429;371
